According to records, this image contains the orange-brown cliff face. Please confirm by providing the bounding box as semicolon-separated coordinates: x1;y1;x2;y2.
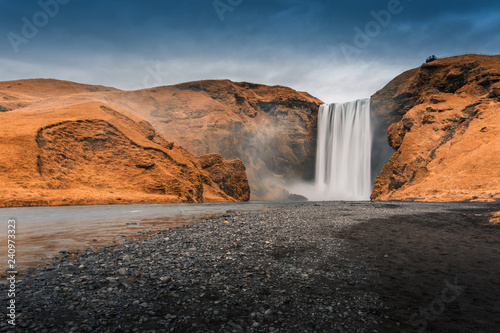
0;80;249;207
1;79;322;200
371;54;500;202
115;80;323;200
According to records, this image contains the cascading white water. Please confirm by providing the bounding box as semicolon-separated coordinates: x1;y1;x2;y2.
315;98;372;200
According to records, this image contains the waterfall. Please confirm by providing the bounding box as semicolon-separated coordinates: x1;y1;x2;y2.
315;98;372;200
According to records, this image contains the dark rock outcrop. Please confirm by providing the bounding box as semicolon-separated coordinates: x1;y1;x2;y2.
198;153;251;202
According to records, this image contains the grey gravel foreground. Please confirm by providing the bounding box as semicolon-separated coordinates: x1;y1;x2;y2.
1;201;498;332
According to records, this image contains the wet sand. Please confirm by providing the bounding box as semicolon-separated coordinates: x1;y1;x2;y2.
338;203;500;332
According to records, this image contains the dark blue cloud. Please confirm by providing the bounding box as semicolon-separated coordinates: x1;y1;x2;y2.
2;0;499;56
1;0;499;101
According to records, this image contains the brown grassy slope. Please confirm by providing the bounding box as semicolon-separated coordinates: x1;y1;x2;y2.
371;54;500;202
2;79;322;200
0;98;249;207
0;79;118;111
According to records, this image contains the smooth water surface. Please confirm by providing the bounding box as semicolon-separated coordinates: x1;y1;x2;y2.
0;201;277;272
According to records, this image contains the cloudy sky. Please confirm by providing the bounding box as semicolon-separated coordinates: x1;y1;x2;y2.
1;0;500;102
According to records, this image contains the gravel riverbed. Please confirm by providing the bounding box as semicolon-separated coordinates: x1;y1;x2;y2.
1;201;499;332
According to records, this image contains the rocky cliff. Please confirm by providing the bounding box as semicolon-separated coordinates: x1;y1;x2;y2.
371;54;500;202
111;80;323;200
1;79;322;200
0;80;250;207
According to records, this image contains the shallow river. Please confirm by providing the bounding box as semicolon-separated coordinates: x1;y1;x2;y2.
0;201;279;272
